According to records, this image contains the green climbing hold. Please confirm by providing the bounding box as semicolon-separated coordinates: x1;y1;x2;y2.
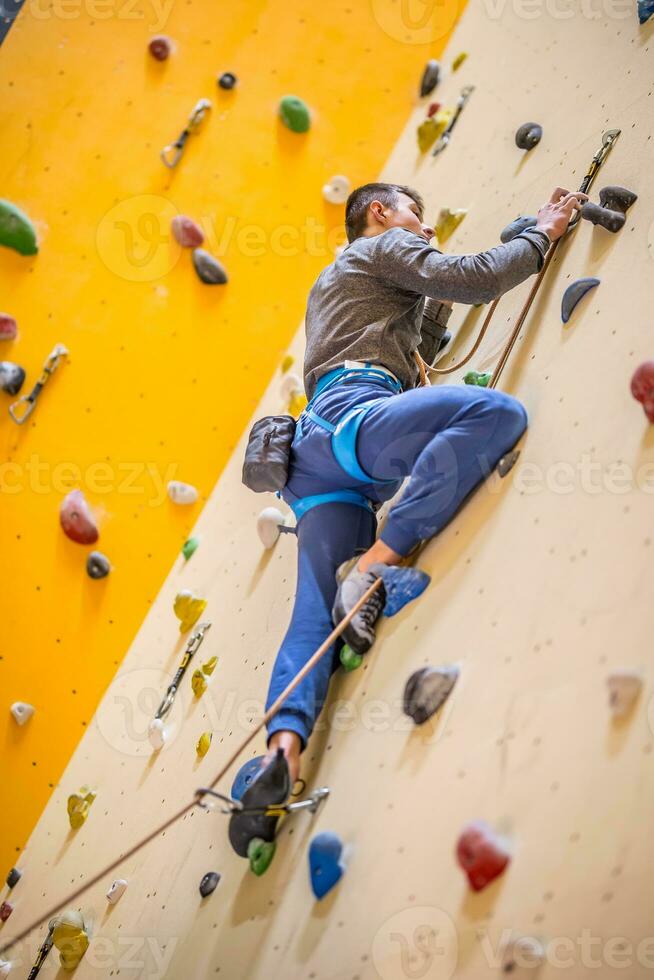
463;371;491;387
247;837;276;876
0;200;38;256
279;95;311;133
340;644;363;672
182;536;199;561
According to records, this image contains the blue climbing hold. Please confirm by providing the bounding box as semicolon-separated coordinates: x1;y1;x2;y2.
561;277;600;323
638;0;653;23
231;755;266;801
378;566;431;618
309;831;346;900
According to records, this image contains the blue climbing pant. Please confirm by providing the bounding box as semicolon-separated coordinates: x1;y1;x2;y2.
266;378;528;748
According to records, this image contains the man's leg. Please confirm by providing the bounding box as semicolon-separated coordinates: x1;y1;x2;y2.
264;501;377;782
332;385;527;648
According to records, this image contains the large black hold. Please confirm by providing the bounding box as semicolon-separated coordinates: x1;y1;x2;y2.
228;749;290;857
581;185;637;233
0;361;25;396
242;415;296;492
419;59;440;97
403;665;459;725
199;871;221;897
515;122;542;150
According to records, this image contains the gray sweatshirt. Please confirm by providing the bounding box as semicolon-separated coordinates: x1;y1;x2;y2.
303;225;550;399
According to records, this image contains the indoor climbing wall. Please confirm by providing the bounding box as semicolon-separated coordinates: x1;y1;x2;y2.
0;1;460;879
2;1;654;978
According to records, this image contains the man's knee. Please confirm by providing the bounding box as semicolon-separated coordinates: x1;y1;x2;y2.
489;391;528;444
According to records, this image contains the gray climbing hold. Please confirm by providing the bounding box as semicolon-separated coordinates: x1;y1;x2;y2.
500;215;537;243
561;277;600;323
6;867;21;889
10;701;34;726
419;59;440;97
86;551;111;579
515;122;542;150
581;185;638;233
497;449;520;477
199;871;221;897
0;361;25;396
192;248;228;285
218;72;237;90
403;665;459;725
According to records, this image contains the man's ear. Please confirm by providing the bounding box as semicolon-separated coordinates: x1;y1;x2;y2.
368;200;387;226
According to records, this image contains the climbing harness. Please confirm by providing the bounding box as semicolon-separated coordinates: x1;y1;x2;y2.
153;621;211;721
285;362;404;522
426;128;621;386
432;85;474;157
9;342;68;424
160;98;212;169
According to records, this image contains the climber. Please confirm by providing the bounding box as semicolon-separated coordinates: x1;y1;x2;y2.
256;181;586;786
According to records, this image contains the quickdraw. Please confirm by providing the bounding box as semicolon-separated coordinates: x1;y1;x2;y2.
9;342;68;424
26;920;55;978
160;98;212;168
194;785;330;818
153;621;211;721
432;85;474;157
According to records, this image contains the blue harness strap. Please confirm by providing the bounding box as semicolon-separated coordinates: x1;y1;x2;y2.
288;489;375;521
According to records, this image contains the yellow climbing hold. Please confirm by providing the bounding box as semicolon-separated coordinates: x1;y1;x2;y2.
52;910;89;970
202;655;218;676
174;590;208;633
67;787;96;830
191;669;207;697
196;731;212;757
288;391;308;417
417;109;452;153
435;208;468;246
452;51;468;71
281;354;294;373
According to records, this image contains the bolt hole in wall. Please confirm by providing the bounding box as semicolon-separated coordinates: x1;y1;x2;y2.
2;0;654;978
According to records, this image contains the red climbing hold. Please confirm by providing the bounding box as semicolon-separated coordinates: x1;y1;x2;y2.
0;902;13;922
456;820;510;891
631;361;654;423
0;313;17;340
427;102;442;118
60;490;99;545
148;35;173;61
171;215;204;248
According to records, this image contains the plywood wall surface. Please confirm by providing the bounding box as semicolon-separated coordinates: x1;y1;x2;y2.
2;1;654;978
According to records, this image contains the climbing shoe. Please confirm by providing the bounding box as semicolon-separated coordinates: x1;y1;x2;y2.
332;559;388;656
228;748;290;858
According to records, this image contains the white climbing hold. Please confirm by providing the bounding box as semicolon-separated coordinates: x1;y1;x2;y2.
0;959;11;978
280;372;303;402
10;701;34;726
607;669;643;718
167;480;199;505
257;507;288;549
106;878;128;904
322;175;351;205
148;718;166;749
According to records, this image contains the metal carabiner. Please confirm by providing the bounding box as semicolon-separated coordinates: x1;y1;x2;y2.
195;786;244;814
432;85;475;157
9;342;69;425
153;621;212;721
160;98;212;169
568;128;621;231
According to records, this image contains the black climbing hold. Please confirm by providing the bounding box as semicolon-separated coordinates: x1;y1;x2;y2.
500;215;537;243
199;871;221;897
581;185;638;233
419;59;440;97
515;122;542;151
403;665;459;725
0;361;26;396
86;551;111;579
561;277;600;324
192;248;228;285
5;867;21;889
218;72;237;90
228;748;290;858
497;449;520;477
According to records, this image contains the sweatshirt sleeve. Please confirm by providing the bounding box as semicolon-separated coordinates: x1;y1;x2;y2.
372;227;551;305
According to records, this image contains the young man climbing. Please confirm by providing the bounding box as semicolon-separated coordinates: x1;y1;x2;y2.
244;182;585;797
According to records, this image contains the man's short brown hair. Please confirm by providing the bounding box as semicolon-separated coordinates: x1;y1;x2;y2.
344;182;425;243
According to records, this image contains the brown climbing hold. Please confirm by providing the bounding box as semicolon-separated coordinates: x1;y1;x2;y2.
631;361;654;423
0;902;13;922
171;215;204;248
148;35;172;60
60;490;99;545
0;313;18;340
581;185;637;233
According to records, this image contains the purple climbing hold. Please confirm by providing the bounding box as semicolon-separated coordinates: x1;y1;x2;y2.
309;831;346;900
0;361;26;396
148;35;173;60
500;215;537;243
561;277;600;323
192;248;228;285
199;871;221;897
378;566;431;618
171;215;204;248
0;313;18;341
60;489;99;545
419;59;440;97
403;665;459;725
515;122;542;150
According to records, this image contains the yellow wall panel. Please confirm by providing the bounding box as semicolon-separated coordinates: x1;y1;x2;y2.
0;1;463;877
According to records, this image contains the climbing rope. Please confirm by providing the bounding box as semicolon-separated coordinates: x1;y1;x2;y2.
0;577;384;957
